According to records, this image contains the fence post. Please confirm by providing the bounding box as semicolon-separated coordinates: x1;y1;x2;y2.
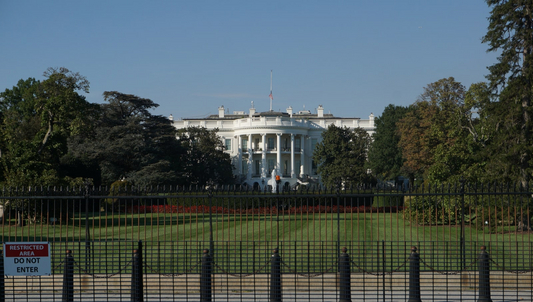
339;247;351;302
131;241;143;302
408;246;421;302
478;246;492;302
61;250;74;302
269;248;282;302
200;249;212;302
0;249;4;302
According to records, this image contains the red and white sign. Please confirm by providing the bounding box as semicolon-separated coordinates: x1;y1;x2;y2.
3;242;51;276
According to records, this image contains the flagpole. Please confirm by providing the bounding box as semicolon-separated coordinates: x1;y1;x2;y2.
270;70;273;112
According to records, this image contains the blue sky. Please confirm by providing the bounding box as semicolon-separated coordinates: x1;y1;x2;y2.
1;1;497;120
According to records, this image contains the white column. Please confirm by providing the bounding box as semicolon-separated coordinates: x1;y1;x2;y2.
301;135;306;177
290;134;295;178
237;135;242;177
276;133;281;175
261;133;266;178
247;134;252;179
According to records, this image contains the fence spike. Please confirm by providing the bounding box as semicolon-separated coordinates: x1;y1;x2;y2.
408;246;421;302
270;248;282;302
339;247;351;302
131;242;144;302
478;246;492;302
0;248;4;302
200;249;212;302
62;250;74;302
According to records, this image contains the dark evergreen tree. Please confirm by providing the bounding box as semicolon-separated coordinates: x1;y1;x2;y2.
67;91;184;186
177;126;234;186
483;0;533;184
313;125;372;188
367;104;410;183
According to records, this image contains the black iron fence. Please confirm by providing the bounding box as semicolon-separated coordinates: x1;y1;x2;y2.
0;183;532;301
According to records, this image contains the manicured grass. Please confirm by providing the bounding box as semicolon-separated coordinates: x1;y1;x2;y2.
2;210;531;273
3;210;531;246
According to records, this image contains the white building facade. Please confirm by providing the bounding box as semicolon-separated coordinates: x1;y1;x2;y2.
172;105;375;190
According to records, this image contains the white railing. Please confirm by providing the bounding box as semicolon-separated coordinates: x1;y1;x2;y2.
174;117;372;131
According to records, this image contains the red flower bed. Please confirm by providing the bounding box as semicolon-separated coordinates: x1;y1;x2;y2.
126;205;403;215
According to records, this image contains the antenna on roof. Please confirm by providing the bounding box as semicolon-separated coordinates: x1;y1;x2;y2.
269;70;273;112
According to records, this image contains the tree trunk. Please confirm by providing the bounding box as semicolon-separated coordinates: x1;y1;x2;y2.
520;6;533;186
38;111;54;154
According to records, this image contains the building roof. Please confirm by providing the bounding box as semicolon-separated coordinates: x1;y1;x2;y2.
253;111;289;117
182;110;338;121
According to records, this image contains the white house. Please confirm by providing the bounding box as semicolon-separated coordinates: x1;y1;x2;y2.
171;105;375;190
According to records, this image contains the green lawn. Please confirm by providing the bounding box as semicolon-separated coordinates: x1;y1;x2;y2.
2;211;531;274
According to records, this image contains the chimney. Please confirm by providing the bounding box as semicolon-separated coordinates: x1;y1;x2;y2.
249;107;256;117
219;105;225;118
369;113;375;127
317;105;324;118
287;106;293;117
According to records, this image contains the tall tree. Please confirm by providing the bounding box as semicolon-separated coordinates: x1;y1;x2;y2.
367;104;410;182
456;82;497;182
0;68;97;186
313;125;372;188
177;126;234;186
67;91;183;186
483;0;533;184
397;77;466;184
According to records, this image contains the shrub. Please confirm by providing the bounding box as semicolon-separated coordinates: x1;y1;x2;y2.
403;195;463;225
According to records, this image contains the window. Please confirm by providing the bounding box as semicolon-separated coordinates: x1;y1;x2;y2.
268;159;275;172
242;160;248;174
225;139;231;151
295;137;301;152
242;138;248;152
268;137;275;150
296;160;301;175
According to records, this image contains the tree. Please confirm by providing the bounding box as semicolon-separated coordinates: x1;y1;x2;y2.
397;77;466;184
177;126;234;186
454;82;497;182
0;68;97;224
483;0;533;184
0;78;41;184
313;125;372;188
367;104;410;183
67;91;184;186
0;68;97;187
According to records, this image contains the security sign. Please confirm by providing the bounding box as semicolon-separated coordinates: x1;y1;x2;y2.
3;242;51;276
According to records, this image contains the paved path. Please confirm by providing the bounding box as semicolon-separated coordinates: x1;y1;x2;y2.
5;290;532;301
